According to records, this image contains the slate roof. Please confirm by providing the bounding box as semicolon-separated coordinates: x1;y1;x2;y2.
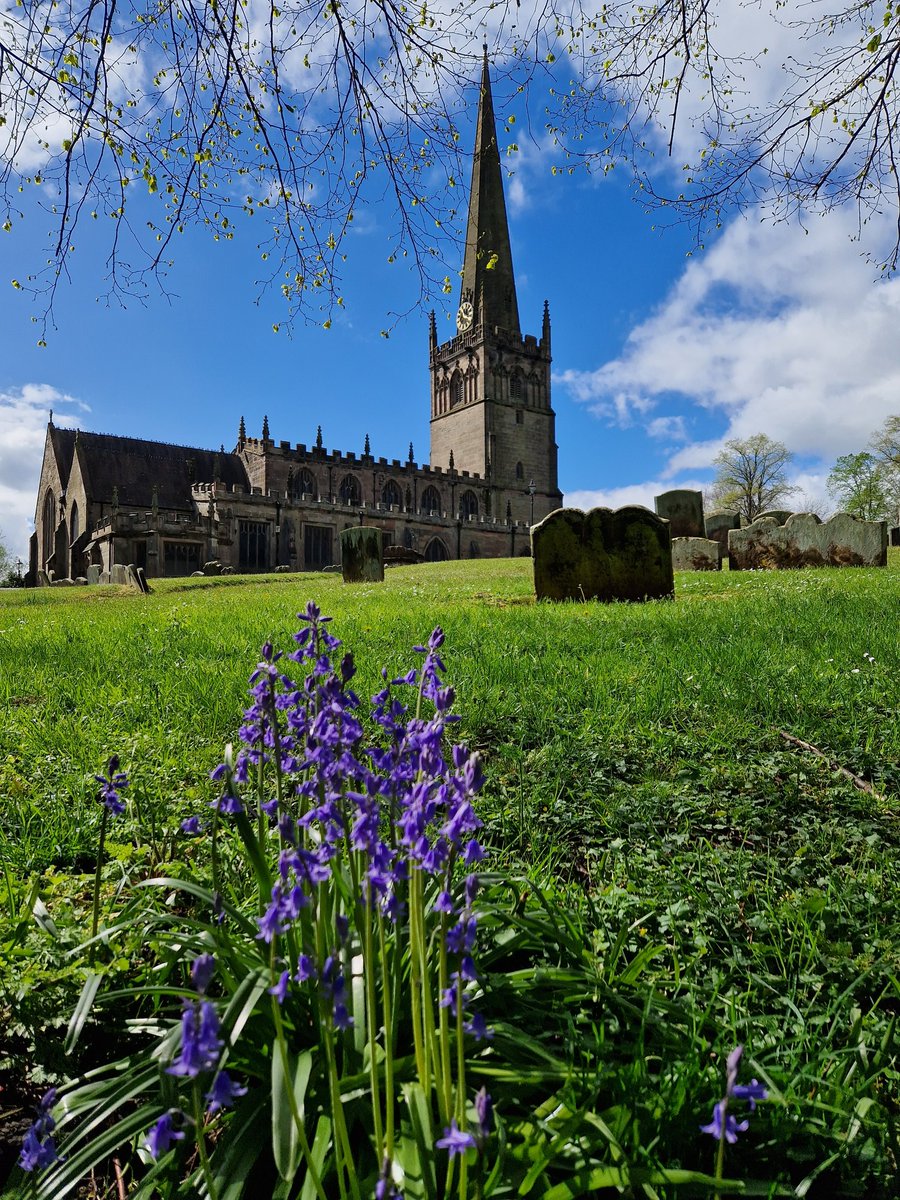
51;427;250;509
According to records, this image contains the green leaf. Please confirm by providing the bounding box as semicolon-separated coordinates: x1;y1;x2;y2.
271;1041;314;1182
399;1083;436;1200
299;1114;332;1200
212;1094;271;1200
64;971;102;1055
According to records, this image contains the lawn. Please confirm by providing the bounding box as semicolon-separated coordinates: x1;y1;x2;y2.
1;558;898;1197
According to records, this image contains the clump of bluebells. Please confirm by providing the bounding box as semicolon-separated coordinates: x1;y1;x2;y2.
34;604;491;1199
701;1045;768;1196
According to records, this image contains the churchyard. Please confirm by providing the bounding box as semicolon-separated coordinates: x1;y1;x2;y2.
1;555;898;1197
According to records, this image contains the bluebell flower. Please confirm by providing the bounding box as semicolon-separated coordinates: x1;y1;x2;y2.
95;755;128;816
475;1087;493;1140
190;953;216;996
436;1120;476;1156
167;999;223;1078
700;1101;749;1145
268;970;290;1005
18;1090;60;1172
144;1111;185;1159
205;1071;248;1114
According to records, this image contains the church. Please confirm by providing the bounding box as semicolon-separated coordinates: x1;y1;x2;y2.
29;56;563;583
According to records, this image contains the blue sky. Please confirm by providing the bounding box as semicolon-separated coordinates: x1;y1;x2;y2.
4;9;900;561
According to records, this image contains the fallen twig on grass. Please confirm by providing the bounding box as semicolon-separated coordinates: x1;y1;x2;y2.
778;730;883;799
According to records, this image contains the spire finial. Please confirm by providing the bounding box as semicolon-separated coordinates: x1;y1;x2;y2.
238;415;246;443
408;441;415;463
262;414;270;441
48;409;53;426
449;448;455;471
316;424;323;450
364;432;371;456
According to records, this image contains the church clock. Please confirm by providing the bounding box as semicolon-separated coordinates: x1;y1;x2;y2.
456;300;474;332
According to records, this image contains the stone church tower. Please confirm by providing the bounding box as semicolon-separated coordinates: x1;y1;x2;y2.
429;52;562;524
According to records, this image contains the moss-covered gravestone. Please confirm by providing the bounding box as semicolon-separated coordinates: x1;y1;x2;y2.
654;489;704;537
532;507;674;602
340;526;384;583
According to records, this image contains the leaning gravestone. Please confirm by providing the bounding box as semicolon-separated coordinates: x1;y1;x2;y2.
672;537;720;571
135;566;151;594
704;511;741;563
729;512;887;570
654;490;704;538
532;506;674;602
340;526;384;583
86;564;101;585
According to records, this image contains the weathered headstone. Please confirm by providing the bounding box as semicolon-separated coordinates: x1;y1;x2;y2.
111;564;127;585
704;511;741;563
532;506;674;602
99;570;111;584
135;566;151;594
755;509;793;525
221;565;235;575
672;537;720;571
384;546;425;566
889;526;900;547
74;577;88;586
37;570;51;588
340;526;384;583
202;560;223;576
654;490;704;538
729;512;887;570
86;564;101;585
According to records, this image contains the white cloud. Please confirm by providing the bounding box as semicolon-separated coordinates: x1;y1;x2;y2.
558;208;900;483
0;384;88;561
566;478;710;514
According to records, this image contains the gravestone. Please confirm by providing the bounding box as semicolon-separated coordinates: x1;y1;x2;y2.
672;537;720;571
384;546;425;566
86;564;101;585
37;570;51;588
135;567;151;594
202;560;222;576
654;490;704;538
532;506;674;602
889;526;900;547
340;526;384;583
755;509;793;525
221;566;235;575
99;570;111;584
704;511;741;563
729;512;887;570
111;564;127;585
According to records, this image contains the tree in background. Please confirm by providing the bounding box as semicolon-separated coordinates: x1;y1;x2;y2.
827;452;890;520
709;434;796;523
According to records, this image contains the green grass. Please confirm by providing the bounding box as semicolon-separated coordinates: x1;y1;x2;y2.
1;557;899;1195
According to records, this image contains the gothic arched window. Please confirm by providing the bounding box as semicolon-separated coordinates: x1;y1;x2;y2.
516;462;524;481
339;475;361;506
425;537;449;562
70;500;80;543
421;485;442;514
296;468;317;500
510;371;523;400
450;371;464;407
459;490;479;520
42;490;56;566
382;479;402;508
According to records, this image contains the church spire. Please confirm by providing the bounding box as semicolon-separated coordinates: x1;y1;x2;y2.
460;47;520;334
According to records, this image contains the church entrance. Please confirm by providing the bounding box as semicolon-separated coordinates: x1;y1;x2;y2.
304;524;333;570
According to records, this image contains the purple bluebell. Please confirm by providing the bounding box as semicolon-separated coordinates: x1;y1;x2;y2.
205;1072;248;1114
190;953;216;995
269;970;290;1005
95;755;128;816
733;1080;768;1110
180;816;203;834
144;1112;185;1159
700;1101;749;1145
475;1087;493;1140
436;1120;476;1156
18;1090;60;1172
167;999;223;1078
465;1012;492;1041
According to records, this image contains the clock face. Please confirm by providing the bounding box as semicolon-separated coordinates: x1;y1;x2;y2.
456;300;474;331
